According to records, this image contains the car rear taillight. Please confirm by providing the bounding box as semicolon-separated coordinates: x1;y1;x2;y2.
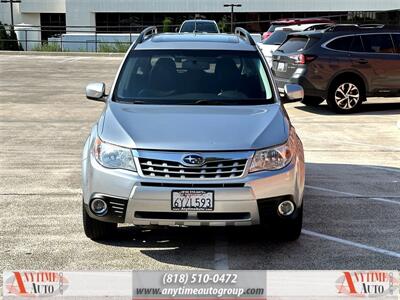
289;54;317;64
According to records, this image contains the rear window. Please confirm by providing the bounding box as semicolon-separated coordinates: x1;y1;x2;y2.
267;24;284;32
361;34;395;53
277;36;309;53
262;30;290;45
180;22;219;33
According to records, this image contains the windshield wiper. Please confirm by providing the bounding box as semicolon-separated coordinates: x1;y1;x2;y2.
194;100;227;105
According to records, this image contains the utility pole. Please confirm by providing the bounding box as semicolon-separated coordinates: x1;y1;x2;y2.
1;0;21;27
224;3;242;33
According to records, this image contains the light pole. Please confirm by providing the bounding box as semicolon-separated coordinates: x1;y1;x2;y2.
1;0;21;27
224;3;242;33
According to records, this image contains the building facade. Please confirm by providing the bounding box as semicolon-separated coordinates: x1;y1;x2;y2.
1;0;399;39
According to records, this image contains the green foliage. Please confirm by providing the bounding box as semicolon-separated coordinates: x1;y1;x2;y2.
0;22;8;50
162;17;173;32
8;27;22;50
218;16;229;33
0;22;22;50
32;42;62;52
98;41;130;53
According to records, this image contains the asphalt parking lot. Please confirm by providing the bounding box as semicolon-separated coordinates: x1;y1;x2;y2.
0;54;399;277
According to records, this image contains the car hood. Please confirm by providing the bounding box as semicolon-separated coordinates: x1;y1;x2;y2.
99;102;289;151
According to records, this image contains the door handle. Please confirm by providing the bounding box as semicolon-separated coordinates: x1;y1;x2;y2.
357;59;368;64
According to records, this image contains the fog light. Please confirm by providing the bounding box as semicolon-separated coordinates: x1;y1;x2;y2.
90;198;108;216
277;200;295;216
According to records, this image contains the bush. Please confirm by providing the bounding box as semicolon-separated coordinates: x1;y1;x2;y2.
162;17;173;32
0;22;22;50
32;42;62;52
98;41;130;53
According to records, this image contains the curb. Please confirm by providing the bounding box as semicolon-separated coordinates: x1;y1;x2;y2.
0;50;125;57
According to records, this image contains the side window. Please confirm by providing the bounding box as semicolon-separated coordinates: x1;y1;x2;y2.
391;34;400;53
349;36;364;52
326;36;353;51
361;34;395;53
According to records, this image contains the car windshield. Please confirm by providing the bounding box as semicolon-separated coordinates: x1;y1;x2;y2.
114;50;274;105
180;22;219;33
263;30;291;45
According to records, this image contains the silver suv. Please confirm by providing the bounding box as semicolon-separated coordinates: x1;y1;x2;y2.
82;27;305;241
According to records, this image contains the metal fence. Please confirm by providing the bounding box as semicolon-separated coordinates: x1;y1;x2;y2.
0;14;388;53
0;24;170;52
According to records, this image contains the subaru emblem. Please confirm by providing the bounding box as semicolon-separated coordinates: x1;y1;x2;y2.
182;154;205;167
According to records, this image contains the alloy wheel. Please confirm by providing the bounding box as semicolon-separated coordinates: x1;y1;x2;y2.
334;83;360;110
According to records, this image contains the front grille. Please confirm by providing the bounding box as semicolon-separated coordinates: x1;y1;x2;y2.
139;157;247;179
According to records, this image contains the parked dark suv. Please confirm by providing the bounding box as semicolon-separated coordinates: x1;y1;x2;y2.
272;28;400;113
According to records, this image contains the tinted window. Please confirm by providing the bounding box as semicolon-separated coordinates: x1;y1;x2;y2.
267;24;280;32
326;36;353;51
391;34;400;53
262;30;290;45
114;50;273;105
180;22;218;33
361;34;395;53
349;36;364;52
278;37;308;53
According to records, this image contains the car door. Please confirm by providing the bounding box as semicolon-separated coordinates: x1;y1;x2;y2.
357;33;398;93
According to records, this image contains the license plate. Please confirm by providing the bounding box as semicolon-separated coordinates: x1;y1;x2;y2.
277;62;287;72
171;190;214;211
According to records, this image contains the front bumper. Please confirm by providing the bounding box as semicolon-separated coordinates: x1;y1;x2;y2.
82;149;305;226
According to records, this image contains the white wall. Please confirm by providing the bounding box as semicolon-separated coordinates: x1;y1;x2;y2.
0;2;22;25
1;0;399;29
20;0;65;13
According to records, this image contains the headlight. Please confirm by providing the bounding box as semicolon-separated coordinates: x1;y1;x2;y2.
249;129;297;172
93;137;136;171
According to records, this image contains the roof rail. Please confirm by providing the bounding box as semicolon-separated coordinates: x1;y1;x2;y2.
234;27;256;46
136;26;158;44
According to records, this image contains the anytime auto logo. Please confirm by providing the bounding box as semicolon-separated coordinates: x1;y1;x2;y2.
4;271;69;297
336;271;399;297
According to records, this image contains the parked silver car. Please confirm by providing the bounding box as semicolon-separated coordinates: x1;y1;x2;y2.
82;27;305;241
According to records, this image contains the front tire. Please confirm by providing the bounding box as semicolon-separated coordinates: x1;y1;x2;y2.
83;202;118;241
327;78;365;113
301;96;324;107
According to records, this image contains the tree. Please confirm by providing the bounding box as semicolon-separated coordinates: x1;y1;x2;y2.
0;22;9;50
8;26;22;50
162;17;173;33
218;16;229;33
0;22;22;50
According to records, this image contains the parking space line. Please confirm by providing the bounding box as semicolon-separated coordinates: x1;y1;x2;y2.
305;185;400;205
214;232;229;270
364;165;400;174
302;229;400;258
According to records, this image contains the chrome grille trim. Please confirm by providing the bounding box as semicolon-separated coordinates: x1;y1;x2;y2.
134;150;253;180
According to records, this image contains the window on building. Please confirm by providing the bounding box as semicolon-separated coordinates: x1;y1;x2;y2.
40;13;66;42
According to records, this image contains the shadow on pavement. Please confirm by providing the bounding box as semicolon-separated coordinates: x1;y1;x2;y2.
95;162;400;269
292;100;400;115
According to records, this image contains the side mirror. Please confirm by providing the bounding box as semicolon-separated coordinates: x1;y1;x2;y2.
86;82;106;101
283;84;304;102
